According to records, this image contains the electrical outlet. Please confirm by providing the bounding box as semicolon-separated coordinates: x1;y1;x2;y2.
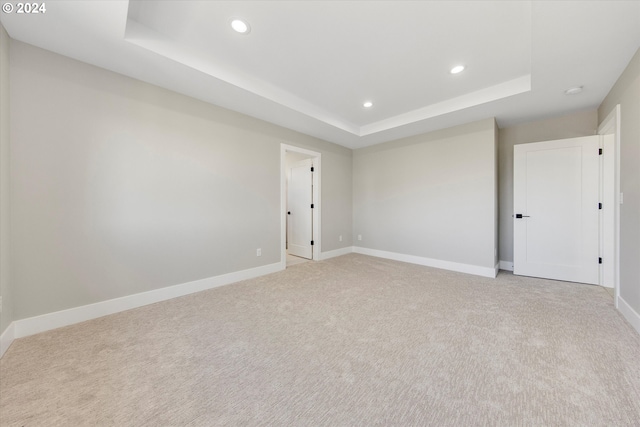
358;234;362;241
256;248;262;257
339;235;343;242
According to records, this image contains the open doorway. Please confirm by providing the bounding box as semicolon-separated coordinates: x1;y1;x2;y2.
281;144;321;268
512;130;618;297
287;155;313;264
598;104;621;308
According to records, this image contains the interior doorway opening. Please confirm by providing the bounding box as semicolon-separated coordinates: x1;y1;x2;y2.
512;106;620;308
281;144;321;268
597;104;621;308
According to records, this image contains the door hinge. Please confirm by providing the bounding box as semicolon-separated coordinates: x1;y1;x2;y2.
310;166;314;172
599;148;603;155
599;202;602;210
310;203;314;209
311;240;314;246
599;257;603;264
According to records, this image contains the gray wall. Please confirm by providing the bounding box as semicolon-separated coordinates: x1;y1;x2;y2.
5;33;636;330
353;118;497;270
598;47;640;316
283;137;353;252
497;110;598;263
0;23;12;335
9;41;352;320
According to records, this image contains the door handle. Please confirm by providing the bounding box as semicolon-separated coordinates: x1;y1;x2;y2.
514;214;530;218
288;211;291;215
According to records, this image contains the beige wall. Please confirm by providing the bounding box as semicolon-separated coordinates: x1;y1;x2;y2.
10;41;352;320
0;23;12;335
353;118;497;270
497;110;598;263
598;47;640;316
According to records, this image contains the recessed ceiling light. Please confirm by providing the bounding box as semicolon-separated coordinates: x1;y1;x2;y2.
450;65;465;74
564;86;584;95
230;19;250;34
363;101;373;108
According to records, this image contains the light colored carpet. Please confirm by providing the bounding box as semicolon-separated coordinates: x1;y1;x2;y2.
1;254;639;426
286;253;310;267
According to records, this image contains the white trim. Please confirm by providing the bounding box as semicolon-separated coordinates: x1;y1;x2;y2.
281;144;321;264
0;321;15;358
499;260;514;271
320;246;354;260
126;21;530;140
11;262;283;341
598;104;621;309
618;296;640;336
353;247;497;278
360;75;531;136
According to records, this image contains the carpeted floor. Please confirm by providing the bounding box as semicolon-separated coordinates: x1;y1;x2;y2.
1;254;639;426
287;253;310;267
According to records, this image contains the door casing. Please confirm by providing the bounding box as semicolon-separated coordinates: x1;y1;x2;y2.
281;144;321;267
597;104;621;308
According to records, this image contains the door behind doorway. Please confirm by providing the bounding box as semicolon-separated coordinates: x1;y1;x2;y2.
287;158;313;260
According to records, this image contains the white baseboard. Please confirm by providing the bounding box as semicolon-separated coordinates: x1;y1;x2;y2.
499;260;514;271
4;256;638;358
353;247;497;278
320;246;354;260
0;321;15;358
11;262;283;343
618;295;640;336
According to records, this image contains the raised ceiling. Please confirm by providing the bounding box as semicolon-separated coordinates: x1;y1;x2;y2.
2;1;640;149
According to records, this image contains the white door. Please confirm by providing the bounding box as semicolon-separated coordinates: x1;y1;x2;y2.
287;159;313;259
513;136;600;284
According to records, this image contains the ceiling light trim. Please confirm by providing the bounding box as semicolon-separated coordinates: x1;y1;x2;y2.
564;86;584;95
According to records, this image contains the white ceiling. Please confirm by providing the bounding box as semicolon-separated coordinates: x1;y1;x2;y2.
2;1;640;149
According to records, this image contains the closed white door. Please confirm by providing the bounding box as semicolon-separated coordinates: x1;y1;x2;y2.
513;136;600;284
287;159;313;259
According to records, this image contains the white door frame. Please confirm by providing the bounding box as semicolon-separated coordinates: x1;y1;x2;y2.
597;104;621;308
281;144;321;267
